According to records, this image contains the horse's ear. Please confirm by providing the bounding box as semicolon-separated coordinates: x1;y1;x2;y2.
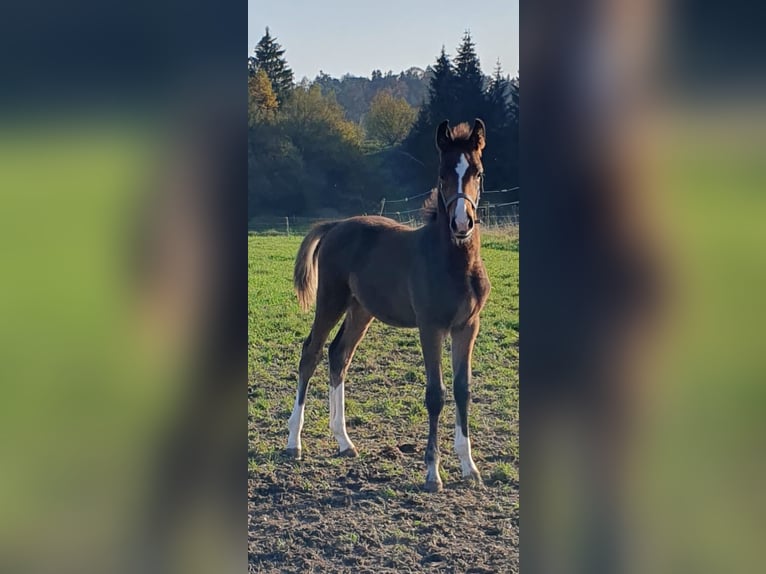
435;120;452;152
470;118;486;151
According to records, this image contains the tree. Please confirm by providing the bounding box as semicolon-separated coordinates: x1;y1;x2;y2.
246;33;518;219
508;75;520;123
401;47;458;191
280;84;363;149
486;60;511;130
252;27;294;103
453;30;486;123
424;46;457;123
401;38;519;196
248;69;278;126
364;91;417;147
481;60;519;193
248;84;384;217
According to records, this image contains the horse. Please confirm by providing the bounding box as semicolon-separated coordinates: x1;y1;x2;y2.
285;118;491;492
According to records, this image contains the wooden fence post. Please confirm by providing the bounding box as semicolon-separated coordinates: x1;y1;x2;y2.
285;216;290;236
379;198;386;216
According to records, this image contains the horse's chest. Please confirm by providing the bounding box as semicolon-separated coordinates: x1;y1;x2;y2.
421;268;488;327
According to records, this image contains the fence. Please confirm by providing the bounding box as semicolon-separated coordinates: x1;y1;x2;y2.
249;187;519;235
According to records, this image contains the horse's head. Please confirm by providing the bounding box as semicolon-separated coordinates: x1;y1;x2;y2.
435;118;486;244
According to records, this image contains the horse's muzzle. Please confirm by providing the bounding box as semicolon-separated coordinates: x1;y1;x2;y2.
451;230;474;245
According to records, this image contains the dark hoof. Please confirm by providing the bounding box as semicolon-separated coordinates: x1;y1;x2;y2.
284;447;302;460
337;446;359;458
423;480;443;493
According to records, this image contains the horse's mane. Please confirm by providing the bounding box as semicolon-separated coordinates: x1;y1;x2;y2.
422;188;440;222
448;122;473;142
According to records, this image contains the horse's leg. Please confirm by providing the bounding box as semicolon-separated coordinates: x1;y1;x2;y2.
327;299;373;457
286;285;348;459
451;318;481;482
419;325;447;491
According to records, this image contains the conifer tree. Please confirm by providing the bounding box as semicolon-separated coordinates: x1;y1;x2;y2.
425;46;457;123
402;47;458;189
454;31;484;92
453;30;485;122
252;27;294;103
480;60;519;192
486;59;512;130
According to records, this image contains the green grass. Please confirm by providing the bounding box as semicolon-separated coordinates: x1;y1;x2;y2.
248;229;518;486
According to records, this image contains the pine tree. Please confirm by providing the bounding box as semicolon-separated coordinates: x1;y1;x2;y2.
453;30;485;122
425;46;456;123
480;60;518;192
252;27;294;103
401;47;457;191
486;59;511;130
508;75;520;123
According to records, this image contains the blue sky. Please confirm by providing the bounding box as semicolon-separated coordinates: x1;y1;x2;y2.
248;0;518;80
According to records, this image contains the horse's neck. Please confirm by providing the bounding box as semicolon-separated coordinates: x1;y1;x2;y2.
433;210;481;266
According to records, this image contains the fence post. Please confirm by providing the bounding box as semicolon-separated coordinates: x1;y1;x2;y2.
285;216;290;236
379;198;386;216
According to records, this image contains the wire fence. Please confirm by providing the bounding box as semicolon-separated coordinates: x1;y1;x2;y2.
249;187;519;235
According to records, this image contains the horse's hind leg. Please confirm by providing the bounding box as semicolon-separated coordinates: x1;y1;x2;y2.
286;284;349;459
328;299;373;457
451;318;481;482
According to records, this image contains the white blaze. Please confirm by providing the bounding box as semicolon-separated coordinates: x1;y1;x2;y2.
454;154;470;231
329;383;354;452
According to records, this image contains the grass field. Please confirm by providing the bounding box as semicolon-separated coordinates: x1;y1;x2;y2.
248;229;519;573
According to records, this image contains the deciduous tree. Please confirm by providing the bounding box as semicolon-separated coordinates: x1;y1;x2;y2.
248;69;278;125
364;91;416;147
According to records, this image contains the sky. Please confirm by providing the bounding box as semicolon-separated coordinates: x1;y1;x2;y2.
248;0;519;81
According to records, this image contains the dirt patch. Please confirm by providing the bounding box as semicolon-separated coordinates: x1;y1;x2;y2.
248;442;518;573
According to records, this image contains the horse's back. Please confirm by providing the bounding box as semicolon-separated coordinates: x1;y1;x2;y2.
316;216;419;327
317;216;415;267
332;215;412;235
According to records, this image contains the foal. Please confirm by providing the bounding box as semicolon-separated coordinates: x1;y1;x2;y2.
286;119;491;492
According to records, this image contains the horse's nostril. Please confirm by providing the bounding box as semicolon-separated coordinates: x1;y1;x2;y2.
467;217;474;229
450;218;458;232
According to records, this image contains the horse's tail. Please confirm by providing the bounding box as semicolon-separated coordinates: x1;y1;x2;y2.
293;221;339;312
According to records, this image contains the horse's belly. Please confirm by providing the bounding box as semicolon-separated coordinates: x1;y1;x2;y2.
370;306;417;328
349;274;417;328
357;293;417;328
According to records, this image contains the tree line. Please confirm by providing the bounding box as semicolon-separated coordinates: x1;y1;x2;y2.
248;27;518;219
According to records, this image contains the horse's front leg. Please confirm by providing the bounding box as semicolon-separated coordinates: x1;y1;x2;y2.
419;325;447;492
451;318;481;483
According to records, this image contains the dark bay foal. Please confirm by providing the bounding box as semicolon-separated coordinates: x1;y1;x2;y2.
286;119;491;491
